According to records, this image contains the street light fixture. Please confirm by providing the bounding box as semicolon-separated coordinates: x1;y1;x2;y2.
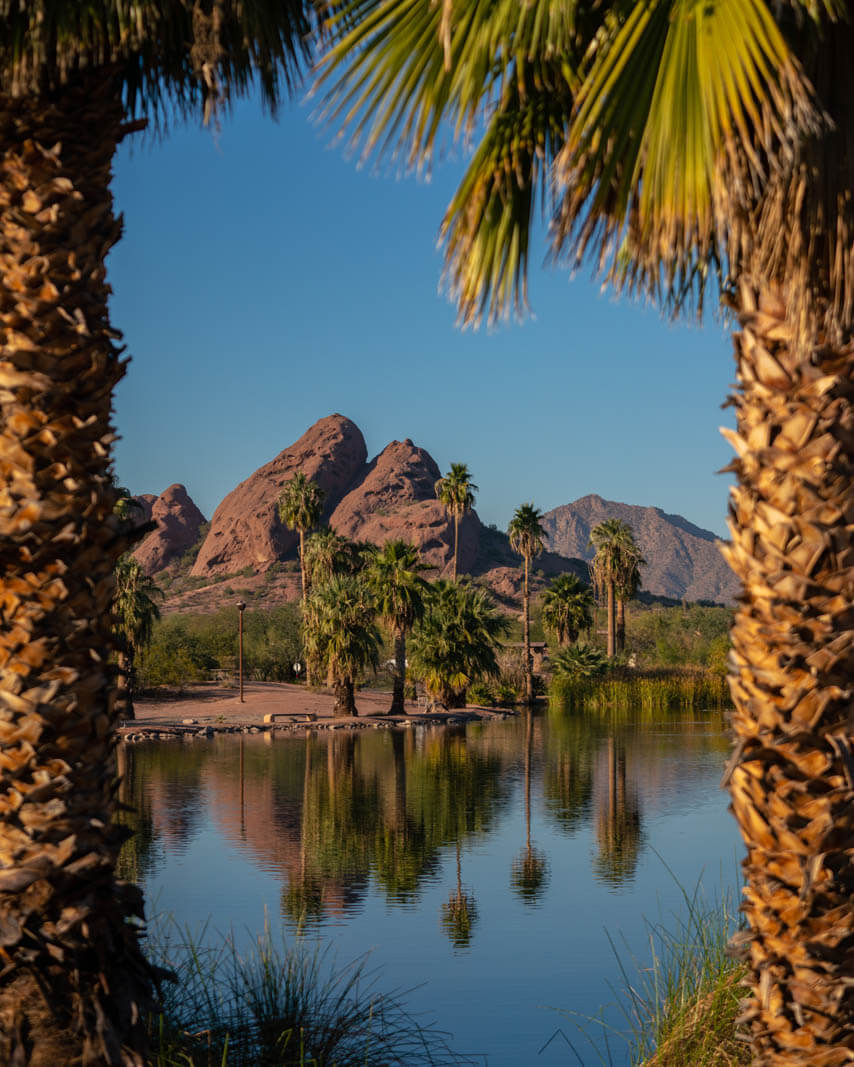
237;600;247;703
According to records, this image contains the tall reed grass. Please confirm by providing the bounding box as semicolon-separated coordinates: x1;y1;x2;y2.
549;667;730;718
145;920;474;1066
546;875;747;1066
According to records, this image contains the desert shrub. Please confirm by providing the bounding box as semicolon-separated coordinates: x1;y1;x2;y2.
626;604;733;667
137;604;303;689
467;681;494;707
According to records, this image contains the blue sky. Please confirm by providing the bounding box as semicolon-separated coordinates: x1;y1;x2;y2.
109;92;736;539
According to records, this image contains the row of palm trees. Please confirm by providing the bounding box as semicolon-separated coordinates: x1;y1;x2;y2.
277;470;646;713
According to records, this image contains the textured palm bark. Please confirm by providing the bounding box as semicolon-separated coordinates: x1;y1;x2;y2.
722;281;854;1064
390;627;406;715
452;512;459;581
606;582;615;658
522;556;534;704
616;596;626;654
0;78;155;1063
333;677;357;716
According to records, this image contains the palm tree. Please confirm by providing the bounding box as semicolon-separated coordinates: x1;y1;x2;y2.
0;8;319;1058
367;540;430;715
277;472;326;606
510;711;549;905
409;580;507;708
614;539;645;655
541;574;594;648
434;462;478;581
508;504;547;705
304;575;380;717
590;520;644;656
303;526;347;590
589;519;632;658
113;555;163;720
318;4;854;1053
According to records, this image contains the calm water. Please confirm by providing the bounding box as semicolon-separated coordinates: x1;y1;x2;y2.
119;707;742;1065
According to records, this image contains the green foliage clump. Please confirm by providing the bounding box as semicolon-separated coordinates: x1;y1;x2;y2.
137;604;302;690
551;643;609;681
627;604;733;668
549;666;730;717
147;922;470;1066
409;581;508;708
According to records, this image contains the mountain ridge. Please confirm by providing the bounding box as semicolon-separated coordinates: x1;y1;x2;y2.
132;416;738;610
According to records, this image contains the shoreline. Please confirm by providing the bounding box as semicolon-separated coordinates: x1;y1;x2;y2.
119;680;516;741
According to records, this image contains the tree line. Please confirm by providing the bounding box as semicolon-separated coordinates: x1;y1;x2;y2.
116;466;660;717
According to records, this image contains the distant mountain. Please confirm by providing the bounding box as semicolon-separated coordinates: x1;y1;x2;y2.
541;494;739;604
133;418;737;611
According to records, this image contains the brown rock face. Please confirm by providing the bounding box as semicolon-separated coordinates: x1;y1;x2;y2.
330;439;481;575
541;494;739;603
133;484;206;575
133;494;156;523
191;414;368;577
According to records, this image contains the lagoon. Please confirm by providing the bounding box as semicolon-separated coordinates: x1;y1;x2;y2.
120;707;742;1065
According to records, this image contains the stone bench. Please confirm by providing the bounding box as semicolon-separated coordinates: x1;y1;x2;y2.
263;712;317;724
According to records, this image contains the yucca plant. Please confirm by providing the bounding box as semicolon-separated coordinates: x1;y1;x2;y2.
318;3;854;1056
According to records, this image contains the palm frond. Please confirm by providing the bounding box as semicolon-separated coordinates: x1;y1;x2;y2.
554;0;817;310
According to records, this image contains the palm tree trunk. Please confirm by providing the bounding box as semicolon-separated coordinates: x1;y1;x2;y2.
0;77;155;1063
606;582;616;658
616;596;626;654
452;512;459;581
523;556;533;704
390;626;406;715
333;677;357;717
722;280;854;1060
116;647;135;720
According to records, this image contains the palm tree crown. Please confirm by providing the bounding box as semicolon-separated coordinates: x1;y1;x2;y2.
278;472;326;606
541;574;594;647
409;580;507;708
367;540;431;714
507;503;546;564
2;3;318;120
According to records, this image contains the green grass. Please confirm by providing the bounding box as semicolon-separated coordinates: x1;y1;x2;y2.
546;874;748;1067
548;667;730;719
145;920;474;1066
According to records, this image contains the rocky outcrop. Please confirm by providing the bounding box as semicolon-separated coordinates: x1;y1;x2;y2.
191;414;368;577
541;494;739;604
330;439;480;576
133;485;206;575
133;494;157;523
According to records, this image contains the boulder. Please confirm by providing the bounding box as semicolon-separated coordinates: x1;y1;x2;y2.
191;414;367;577
133;484;206;575
330;439;481;575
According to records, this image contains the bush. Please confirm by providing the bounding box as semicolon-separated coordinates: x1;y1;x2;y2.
137;604;303;690
467;681;494;707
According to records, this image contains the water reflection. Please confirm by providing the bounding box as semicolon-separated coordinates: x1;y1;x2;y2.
510;711;549;904
119;706;736;1067
593;737;643;887
120;708;731;919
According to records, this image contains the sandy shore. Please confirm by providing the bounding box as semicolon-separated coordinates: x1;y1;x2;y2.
120;681;513;740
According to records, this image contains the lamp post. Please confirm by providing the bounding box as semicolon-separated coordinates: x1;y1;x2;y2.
237;600;247;703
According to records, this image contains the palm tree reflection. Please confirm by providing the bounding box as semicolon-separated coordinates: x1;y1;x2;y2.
510;711;549;904
593;735;642;887
441;838;478;947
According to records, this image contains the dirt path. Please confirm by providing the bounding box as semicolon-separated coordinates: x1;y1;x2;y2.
121;681;512;739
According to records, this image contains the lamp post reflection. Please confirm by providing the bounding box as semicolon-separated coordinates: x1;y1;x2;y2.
237;600;246;702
